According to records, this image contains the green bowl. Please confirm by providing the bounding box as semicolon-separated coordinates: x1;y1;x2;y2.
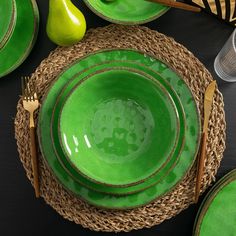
58;67;180;187
51;61;186;195
83;0;169;25
0;0;39;78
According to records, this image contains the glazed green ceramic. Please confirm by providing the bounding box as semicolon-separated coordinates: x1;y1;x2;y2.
38;49;201;209
0;0;16;49
59;68;180;186
51;61;185;195
193;170;236;235
83;0;169;25
0;0;39;78
194;169;236;236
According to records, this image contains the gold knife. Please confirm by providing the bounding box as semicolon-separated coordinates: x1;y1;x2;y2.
194;80;216;203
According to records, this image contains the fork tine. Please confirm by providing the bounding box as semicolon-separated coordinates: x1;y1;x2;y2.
33;81;37;101
25;77;29;101
32;80;36;101
23;77;27;101
21;77;25;98
24;77;28;101
26;77;31;101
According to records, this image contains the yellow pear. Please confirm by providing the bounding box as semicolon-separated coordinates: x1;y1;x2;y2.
47;0;86;46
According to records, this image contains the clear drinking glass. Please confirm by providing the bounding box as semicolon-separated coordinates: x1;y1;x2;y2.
214;29;236;82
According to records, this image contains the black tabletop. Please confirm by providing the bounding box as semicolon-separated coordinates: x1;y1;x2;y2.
0;1;235;235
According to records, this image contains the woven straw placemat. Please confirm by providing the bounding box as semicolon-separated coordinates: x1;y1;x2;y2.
14;24;226;232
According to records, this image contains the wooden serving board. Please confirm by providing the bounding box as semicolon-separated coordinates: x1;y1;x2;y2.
190;0;236;26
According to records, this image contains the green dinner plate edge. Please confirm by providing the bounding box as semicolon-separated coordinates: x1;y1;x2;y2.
83;0;170;25
0;0;39;78
193;169;236;236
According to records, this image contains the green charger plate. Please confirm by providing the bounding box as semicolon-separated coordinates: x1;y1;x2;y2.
0;0;16;49
38;49;201;209
59;67;180;186
0;0;39;78
83;0;169;25
51;61;185;195
193;170;236;234
193;169;236;236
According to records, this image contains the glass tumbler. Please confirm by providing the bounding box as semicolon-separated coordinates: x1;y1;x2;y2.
214;29;236;82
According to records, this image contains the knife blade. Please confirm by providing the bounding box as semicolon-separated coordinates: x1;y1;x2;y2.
195;80;216;203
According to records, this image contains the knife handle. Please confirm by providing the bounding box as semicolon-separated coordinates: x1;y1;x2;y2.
194;132;207;203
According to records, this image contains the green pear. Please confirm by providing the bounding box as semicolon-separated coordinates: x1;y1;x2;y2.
47;0;86;46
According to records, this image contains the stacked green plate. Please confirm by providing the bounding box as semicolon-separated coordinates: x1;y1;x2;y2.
0;0;39;78
83;0;169;25
193;169;236;236
38;49;201;209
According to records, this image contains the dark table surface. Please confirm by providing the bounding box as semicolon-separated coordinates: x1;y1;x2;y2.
0;1;235;235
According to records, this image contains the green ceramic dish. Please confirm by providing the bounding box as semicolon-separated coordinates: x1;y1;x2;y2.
59;67;180;186
0;0;39;78
51;61;185;195
193;169;236;236
193;170;236;233
38;49;201;209
83;0;169;25
193;170;236;236
0;0;16;49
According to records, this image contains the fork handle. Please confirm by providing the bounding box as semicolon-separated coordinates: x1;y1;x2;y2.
30;127;40;198
194;132;207;203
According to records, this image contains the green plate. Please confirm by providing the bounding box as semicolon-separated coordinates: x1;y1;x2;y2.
59;67;180;186
193;170;236;234
0;0;39;78
83;0;169;25
38;49;201;209
193;170;236;235
51;61;185;195
193;169;236;236
0;0;16;49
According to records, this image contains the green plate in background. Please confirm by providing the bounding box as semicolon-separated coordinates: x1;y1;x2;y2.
83;0;169;25
38;49;201;209
0;0;39;78
193;169;236;236
0;0;16;49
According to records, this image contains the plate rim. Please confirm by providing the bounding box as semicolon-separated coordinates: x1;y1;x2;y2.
83;0;170;25
0;0;39;78
0;0;17;50
193;169;236;236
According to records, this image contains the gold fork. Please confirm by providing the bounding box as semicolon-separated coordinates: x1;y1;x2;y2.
22;76;40;198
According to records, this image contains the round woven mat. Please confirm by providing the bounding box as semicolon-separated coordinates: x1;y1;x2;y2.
15;24;226;232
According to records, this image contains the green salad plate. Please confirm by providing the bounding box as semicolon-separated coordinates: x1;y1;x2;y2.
193;169;236;236
51;60;186;195
38;49;201;209
83;0;169;25
0;0;39;78
59;67;180;187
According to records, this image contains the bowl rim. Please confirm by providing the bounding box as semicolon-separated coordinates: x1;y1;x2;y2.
57;66;181;187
